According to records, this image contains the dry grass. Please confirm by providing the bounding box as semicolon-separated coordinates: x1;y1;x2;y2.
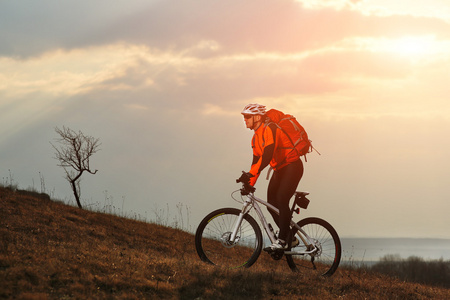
0;186;449;299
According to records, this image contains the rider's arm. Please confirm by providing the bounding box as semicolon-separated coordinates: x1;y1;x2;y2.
252;154;259;165
249;157;261;186
258;143;275;173
248;124;277;185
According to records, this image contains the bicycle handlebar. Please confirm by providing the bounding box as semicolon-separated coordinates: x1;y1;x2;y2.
236;171;256;195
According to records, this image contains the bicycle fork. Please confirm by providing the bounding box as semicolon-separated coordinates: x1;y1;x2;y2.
229;197;253;243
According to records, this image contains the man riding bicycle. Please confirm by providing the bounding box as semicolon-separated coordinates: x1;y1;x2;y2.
239;103;304;250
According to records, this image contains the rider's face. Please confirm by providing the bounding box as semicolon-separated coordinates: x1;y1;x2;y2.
243;114;261;130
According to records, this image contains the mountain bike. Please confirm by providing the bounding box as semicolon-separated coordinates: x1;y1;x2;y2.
195;174;341;276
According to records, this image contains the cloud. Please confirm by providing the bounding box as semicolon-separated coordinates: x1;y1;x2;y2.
201;104;237;116
298;0;363;10
356;0;450;20
3;0;450;59
121;0;450;55
2;33;449;134
0;0;154;57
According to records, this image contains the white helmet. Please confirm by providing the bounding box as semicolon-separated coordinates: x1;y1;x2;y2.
241;103;266;116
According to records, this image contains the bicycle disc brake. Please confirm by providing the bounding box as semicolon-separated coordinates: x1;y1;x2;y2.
220;232;239;248
309;239;322;258
308;240;322;269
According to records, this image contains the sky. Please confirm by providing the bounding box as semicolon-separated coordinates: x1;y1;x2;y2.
1;0;450;239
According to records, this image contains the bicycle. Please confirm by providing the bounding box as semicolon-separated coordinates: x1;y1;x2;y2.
195;173;341;276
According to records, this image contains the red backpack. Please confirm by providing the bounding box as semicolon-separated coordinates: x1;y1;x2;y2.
265;109;314;162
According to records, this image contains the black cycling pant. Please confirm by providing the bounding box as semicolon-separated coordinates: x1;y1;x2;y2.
267;159;304;242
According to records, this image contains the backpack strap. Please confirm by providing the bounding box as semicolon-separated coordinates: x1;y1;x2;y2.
262;120;296;180
266;166;274;180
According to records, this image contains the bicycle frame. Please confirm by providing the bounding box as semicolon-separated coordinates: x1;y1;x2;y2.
231;191;319;256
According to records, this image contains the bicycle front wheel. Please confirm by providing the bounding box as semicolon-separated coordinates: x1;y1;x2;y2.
286;217;341;276
195;208;263;269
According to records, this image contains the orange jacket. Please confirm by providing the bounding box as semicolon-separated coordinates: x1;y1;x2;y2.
248;123;294;185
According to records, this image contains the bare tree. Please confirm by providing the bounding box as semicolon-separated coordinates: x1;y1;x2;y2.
51;126;101;209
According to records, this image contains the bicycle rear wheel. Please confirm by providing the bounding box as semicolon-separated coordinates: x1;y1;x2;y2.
286;217;341;276
195;208;262;269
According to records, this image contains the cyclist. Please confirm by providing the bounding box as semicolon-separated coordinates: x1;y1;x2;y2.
239;103;304;250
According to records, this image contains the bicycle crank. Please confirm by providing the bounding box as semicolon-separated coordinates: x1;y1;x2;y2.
263;247;284;260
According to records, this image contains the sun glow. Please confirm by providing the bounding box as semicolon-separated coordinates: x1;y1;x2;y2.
342;35;448;60
374;36;441;56
391;36;436;55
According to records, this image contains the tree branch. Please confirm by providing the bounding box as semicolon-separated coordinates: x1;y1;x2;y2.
51;126;101;209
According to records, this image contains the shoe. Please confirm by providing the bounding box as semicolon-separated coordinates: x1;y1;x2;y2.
291;237;299;248
270;239;288;250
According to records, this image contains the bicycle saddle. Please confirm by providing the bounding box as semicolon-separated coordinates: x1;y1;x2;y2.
295;191;310;197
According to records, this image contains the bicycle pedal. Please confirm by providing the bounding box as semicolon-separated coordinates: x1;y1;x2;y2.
263;246;286;253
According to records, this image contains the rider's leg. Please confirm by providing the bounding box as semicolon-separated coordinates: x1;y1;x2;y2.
267;175;281;229
267;160;303;244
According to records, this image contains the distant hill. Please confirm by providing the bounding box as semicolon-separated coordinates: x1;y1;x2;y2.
1;186;449;299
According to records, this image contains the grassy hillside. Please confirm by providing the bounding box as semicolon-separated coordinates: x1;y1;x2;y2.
1;186;449;299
